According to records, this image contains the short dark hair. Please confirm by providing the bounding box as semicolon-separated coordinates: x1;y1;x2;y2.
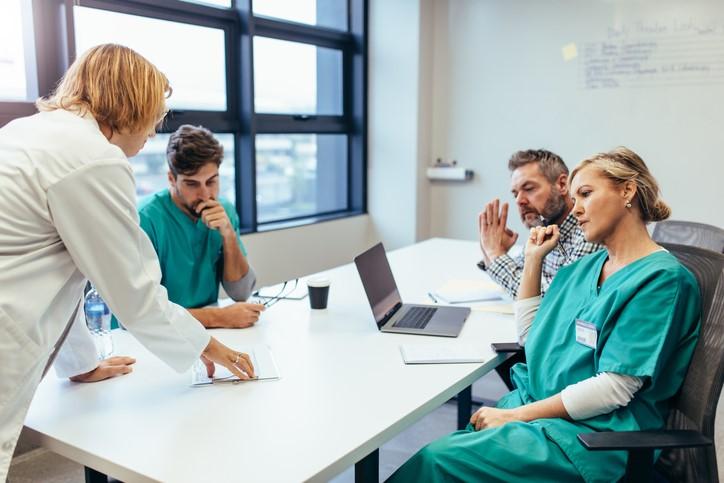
166;124;223;177
507;149;568;184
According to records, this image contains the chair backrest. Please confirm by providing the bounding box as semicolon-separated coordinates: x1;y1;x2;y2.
652;220;724;254
656;243;724;482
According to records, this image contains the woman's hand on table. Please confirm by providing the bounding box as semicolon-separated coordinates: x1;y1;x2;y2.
201;337;256;379
69;356;136;382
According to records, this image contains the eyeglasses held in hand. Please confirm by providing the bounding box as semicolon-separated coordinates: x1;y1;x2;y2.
253;279;299;308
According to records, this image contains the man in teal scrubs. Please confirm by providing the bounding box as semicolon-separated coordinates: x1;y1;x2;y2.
388;148;701;483
139;125;263;328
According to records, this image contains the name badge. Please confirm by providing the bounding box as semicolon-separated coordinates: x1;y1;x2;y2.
575;319;598;349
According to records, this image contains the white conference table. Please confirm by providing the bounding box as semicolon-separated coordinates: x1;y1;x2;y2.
23;238;518;482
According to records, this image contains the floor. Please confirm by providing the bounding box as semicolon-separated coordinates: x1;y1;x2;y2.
8;373;724;482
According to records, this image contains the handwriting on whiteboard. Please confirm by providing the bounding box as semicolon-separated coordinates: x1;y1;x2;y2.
581;19;724;89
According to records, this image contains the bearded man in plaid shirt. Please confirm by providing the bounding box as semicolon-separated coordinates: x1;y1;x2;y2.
478;149;602;298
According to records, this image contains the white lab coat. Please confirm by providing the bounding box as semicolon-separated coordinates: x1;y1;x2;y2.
0;109;210;479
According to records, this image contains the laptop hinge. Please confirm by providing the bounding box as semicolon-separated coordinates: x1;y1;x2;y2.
380;302;403;326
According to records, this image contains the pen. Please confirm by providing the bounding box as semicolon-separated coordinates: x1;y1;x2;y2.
427;292;439;303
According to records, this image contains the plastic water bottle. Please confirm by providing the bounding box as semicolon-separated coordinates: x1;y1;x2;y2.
84;285;113;359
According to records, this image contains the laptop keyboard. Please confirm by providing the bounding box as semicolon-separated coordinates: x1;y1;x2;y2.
393;306;437;329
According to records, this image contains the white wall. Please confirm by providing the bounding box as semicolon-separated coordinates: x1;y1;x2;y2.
367;0;434;248
428;0;724;240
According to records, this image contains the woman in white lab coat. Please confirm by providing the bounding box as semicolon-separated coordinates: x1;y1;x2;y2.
0;44;254;478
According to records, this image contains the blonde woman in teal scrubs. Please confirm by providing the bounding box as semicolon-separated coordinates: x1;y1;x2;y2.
388;147;701;483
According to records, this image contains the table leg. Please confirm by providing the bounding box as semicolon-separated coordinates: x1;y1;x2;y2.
457;385;472;430
84;466;108;483
355;448;379;483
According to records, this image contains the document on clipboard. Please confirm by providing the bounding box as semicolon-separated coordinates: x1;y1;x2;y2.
190;345;281;386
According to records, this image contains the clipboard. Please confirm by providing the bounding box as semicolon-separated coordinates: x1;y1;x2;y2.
190;345;281;386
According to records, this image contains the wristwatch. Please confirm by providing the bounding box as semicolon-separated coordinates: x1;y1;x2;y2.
476;259;487;271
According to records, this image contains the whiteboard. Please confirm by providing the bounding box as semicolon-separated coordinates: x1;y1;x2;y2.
431;0;724;238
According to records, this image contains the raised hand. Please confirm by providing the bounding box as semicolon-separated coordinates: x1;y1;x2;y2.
479;198;519;263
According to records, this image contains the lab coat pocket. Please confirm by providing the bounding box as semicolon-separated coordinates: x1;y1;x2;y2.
0;307;44;409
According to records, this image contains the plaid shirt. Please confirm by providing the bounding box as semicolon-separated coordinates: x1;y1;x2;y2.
482;213;603;298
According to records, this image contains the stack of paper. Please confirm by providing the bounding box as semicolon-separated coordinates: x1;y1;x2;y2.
471;303;514;315
191;345;281;386
400;343;490;364
430;279;504;304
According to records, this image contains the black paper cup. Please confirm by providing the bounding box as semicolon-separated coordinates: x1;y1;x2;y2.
307;278;330;309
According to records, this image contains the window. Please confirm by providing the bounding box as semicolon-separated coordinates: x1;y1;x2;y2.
74;6;227;111
0;0;366;233
256;134;347;222
0;0;36;101
253;0;348;31
249;0;365;229
254;37;343;115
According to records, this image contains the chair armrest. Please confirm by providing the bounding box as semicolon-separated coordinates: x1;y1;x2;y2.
578;430;712;451
491;342;524;354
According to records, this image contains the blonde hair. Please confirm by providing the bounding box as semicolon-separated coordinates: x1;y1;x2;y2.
570;147;671;223
36;44;171;133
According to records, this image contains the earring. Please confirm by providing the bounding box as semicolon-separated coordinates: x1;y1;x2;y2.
625;200;632;209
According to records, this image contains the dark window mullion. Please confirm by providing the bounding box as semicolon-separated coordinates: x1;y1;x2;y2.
30;0;72;99
161;111;239;133
255;114;347;134
236;0;256;233
75;0;235;29
257;208;362;229
349;0;367;214
75;0;237;24
252;16;351;50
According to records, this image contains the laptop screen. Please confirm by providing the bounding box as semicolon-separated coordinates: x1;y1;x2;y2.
354;243;402;327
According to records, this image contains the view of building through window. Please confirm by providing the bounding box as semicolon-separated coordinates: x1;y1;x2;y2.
256;134;347;222
74;6;227;111
0;0;33;101
254;37;343;115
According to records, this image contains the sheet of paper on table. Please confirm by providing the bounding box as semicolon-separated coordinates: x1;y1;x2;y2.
399;343;490;364
470;303;514;315
430;279;505;304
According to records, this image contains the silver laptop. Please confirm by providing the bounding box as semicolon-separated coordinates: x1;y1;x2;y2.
354;243;470;337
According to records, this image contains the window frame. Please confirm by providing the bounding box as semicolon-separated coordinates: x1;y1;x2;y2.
0;0;367;234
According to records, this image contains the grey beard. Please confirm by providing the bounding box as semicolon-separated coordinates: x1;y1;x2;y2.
541;194;568;226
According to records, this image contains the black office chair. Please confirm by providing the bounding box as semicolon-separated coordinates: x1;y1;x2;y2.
578;243;724;482
652;220;724;254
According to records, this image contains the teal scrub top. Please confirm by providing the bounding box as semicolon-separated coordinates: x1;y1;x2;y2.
505;249;701;482
138;189;247;309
